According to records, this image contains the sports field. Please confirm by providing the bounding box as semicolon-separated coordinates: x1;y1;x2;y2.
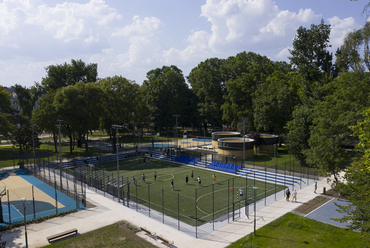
93;156;285;226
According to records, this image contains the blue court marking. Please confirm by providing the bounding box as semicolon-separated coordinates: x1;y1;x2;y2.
0;169;85;227
305;198;353;229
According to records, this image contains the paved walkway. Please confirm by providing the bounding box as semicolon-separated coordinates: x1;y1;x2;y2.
2;173;335;248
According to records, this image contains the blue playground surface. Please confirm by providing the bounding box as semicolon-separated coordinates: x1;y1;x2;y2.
305;198;353;229
193;138;212;142
0;169;84;227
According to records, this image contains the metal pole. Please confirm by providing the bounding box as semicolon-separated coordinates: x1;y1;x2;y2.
112;125;123;203
31;122;35;175
21;197;28;248
57;120;63;190
253;187;258;236
173;115;180;149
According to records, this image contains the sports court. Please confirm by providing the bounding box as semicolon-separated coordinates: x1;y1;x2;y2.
0;169;83;226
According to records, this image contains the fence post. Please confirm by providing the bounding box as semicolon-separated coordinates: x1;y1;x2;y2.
227;179;230;223
148;184;150;217
178;193;180;230
32;186;36;219
7;190;11;224
55;181;58;214
162;188;164;223
265;166;266;206
195;188;197;238
212;183;215;230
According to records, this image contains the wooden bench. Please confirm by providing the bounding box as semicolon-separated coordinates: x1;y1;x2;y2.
157;235;174;246
47;228;78;243
140;226;155;236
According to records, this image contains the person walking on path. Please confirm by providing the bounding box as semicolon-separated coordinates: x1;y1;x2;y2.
185;175;189;185
171;179;174;191
292;189;297;203
198;176;202;187
314;182;317;193
286;189;291;201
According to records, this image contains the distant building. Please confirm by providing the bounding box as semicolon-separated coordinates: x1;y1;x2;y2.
3;86;20;112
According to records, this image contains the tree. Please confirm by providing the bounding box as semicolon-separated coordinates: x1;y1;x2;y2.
32;90;59;152
336;22;370;73
252;71;300;145
304;72;370;181
284;105;312;165
188;58;226;130
14;84;42;118
334;107;370;244
99;76;141;151
41;59;98;91
54;82;103;156
145;65;190;131
289;19;333;81
0;86;12;141
9;115;41;153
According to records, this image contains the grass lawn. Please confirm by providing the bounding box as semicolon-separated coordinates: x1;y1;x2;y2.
227;212;364;248
89;157;285;226
44;221;156;248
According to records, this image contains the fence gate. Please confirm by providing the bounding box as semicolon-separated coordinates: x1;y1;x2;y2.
232;200;241;221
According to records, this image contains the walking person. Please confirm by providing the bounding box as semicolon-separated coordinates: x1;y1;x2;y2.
286;188;290;201
191;170;193;180
185;175;188;185
171;179;174;191
239;188;244;199
198;176;202;187
292;189;297;203
212;174;216;183
314;182;317;193
142;173;145;182
154;171;157;181
132;176;136;186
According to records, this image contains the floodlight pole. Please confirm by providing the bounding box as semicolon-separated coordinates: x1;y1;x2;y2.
173;115;180;148
253;186;258;236
239;117;248;167
112;125;123;203
56;120;63;190
31;121;35;175
21;197;28;248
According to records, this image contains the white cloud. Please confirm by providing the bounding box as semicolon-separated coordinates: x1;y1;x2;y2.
276;47;292;60
328;16;360;49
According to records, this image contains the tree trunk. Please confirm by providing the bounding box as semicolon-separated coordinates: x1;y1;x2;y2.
53;132;58;153
112;131;116;154
69;134;73;155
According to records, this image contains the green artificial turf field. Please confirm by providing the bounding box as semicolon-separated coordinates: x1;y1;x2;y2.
90;156;285;226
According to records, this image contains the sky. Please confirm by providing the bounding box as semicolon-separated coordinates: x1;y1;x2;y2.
0;0;368;88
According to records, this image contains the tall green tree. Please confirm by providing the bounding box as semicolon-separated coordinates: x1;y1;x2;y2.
145;65;190;131
289;19;333;81
9;115;40;153
14;84;42;118
252;71;300;144
32;90;59;152
41;59;98;91
99;76;141;151
54;82;103;156
334;107;370;244
304;72;370;180
0;86;12;141
187;58;226;130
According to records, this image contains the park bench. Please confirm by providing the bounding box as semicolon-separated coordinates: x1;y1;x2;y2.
47;228;78;243
140;226;155;236
157;235;174;246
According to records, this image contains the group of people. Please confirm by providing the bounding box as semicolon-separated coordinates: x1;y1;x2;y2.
285;188;298;202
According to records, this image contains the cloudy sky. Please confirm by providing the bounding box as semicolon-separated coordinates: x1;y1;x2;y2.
0;0;367;88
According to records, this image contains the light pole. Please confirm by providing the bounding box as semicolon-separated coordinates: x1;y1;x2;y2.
173;115;180;148
56;120;63;189
239;117;248;167
112;125;123;203
31;121;35;175
253;186;258;236
21;197;28;248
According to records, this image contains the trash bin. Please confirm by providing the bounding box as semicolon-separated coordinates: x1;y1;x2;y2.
323;187;326;194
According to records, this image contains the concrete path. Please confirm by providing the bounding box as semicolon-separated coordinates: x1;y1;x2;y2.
1;173;335;248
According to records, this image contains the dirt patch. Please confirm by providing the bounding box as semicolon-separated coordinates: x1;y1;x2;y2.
325;188;347;200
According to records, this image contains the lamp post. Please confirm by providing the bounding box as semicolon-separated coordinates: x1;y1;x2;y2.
21;197;28;248
56;120;63;189
112;125;123;203
173;115;180;148
239;117;248;167
253;186;258;236
31;121;35;175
